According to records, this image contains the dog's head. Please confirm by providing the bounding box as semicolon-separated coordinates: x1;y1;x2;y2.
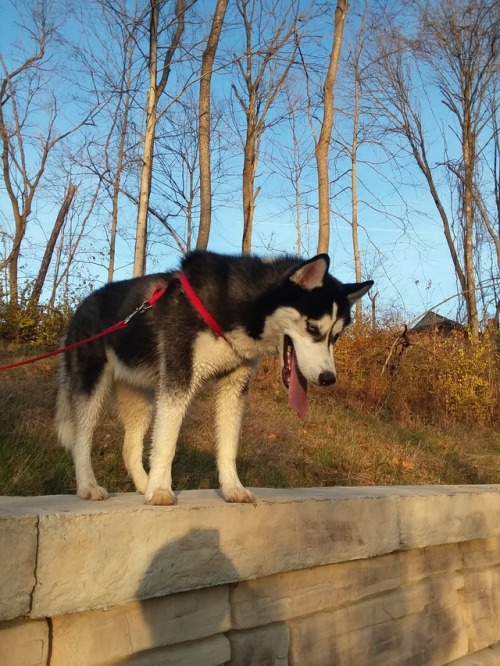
276;254;373;392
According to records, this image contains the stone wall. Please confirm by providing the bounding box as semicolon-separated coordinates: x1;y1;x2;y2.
2;486;500;665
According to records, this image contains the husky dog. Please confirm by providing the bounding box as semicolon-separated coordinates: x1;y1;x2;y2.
56;251;373;505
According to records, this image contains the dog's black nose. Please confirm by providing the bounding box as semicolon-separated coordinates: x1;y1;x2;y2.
319;371;336;386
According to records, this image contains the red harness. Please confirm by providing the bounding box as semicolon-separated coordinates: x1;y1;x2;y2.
0;273;227;372
178;273;228;342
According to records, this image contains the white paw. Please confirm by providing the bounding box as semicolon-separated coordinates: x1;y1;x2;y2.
77;485;109;501
221;485;256;504
145;488;177;506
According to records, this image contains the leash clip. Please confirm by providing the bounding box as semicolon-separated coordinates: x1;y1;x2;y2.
124;300;152;324
123;284;167;325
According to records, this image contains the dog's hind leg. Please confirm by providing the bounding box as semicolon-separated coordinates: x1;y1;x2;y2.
215;364;256;503
56;364;108;500
64;363;112;500
114;381;152;494
70;384;111;500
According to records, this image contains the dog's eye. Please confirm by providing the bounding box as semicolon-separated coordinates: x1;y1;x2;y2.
306;321;320;336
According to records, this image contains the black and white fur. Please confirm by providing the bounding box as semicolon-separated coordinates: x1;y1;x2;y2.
56;251;373;505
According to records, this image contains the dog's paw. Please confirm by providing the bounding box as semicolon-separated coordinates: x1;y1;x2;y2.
145;489;178;506
222;486;256;504
77;485;109;501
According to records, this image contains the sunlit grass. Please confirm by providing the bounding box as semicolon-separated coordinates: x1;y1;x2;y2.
0;340;499;497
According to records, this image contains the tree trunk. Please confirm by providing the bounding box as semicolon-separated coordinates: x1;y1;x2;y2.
133;0;185;276
242;124;257;254
196;0;228;251
293;129;302;256
28;183;77;308
461;101;479;339
234;0;300;255
316;0;348;254
108;36;134;282
351;51;362;324
133;0;159;277
108;103;130;282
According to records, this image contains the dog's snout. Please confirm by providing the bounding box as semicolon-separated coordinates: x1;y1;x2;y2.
318;371;336;386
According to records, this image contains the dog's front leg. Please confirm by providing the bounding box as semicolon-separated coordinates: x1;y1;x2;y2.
145;391;192;506
215;364;256;503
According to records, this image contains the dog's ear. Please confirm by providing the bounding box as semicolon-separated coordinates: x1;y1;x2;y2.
289;254;330;290
345;280;374;305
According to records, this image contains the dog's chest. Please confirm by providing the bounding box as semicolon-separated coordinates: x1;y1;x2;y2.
192;331;243;378
191;330;267;383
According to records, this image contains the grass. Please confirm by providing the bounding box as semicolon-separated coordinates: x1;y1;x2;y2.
0;342;499;497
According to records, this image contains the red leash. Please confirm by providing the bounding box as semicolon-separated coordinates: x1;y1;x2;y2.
0;274;227;372
0;284;168;372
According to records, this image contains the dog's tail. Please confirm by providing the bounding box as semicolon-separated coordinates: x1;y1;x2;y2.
55;361;75;452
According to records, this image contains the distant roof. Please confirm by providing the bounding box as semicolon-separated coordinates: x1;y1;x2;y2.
411;311;464;332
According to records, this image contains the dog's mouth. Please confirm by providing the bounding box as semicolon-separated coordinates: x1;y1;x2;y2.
282;335;308;418
281;335;293;389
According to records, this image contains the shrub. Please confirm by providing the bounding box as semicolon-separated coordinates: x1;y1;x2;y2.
335;324;499;427
434;334;497;424
0;298;71;345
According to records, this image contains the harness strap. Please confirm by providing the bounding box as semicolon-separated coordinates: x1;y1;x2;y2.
179;272;228;342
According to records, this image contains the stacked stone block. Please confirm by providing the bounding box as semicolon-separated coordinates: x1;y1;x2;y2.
1;487;500;665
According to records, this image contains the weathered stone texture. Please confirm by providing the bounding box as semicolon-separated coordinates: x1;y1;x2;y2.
0;515;37;620
448;642;500;665
226;624;289;666
401;542;463;581
50;586;230;666
115;635;231;666
230;544;468;631
230;553;401;629
461;570;500;652
26;490;399;618
287;576;467;666
397;489;500;549
0;619;49;666
461;536;500;569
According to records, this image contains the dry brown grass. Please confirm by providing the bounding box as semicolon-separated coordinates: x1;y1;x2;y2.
0;331;499;497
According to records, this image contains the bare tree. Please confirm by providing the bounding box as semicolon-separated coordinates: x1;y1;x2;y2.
371;0;499;338
315;0;349;254
343;6;384;325
48;184;101;308
103;7;139;282
155;91;200;252
70;0;144;282
28;182;77;308
133;0;188;276
231;0;302;254
349;14;363;323
289;93;305;257
196;0;229;250
0;3;89;304
267;81;310;256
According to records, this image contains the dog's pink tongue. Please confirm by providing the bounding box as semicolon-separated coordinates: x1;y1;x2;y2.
289;350;308;418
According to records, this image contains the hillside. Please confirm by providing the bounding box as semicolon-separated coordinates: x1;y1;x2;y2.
1;331;499;497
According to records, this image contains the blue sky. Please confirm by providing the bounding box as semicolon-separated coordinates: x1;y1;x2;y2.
1;0;493;324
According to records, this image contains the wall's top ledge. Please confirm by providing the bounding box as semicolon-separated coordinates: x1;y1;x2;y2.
1;485;500;621
2;484;499;516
